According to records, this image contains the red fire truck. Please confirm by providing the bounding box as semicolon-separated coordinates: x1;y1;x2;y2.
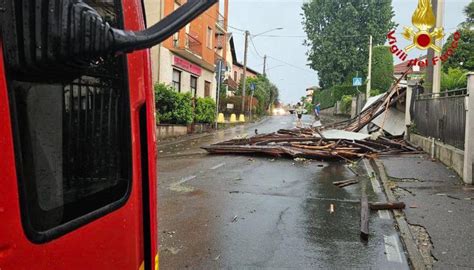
0;0;215;269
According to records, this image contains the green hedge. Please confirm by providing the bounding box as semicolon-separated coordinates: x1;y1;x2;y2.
372;46;394;92
195;97;216;124
340;95;353;114
154;83;216;124
313;84;362;109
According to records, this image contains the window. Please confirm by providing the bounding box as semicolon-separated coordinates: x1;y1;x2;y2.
234;71;237;81
205;81;211;97
190;76;198;98
206;27;213;49
172;69;182;92
6;0;131;243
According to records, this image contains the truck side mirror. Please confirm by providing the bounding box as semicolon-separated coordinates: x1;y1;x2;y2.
1;0;217;79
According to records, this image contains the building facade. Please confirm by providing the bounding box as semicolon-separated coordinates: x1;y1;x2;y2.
394;57;427;81
145;0;229;101
228;37;261;90
305;86;320;103
144;0;163;84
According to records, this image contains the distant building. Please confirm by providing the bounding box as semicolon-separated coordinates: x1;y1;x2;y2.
144;0;230;100
394;57;427;81
226;36;261;95
305;86;320;103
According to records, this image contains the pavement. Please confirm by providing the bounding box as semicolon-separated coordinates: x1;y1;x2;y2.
157;114;410;269
378;155;474;269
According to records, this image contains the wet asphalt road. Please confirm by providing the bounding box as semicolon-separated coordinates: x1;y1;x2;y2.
158;115;409;269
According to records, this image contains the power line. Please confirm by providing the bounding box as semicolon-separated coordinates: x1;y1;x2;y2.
254;28;460;39
199;11;247;33
267;55;315;74
246;36;315;74
228;25;247;33
249;36;264;58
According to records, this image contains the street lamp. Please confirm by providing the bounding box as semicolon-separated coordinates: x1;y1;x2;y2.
241;27;283;120
252;27;284;38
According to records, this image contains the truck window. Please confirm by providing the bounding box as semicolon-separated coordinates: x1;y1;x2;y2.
6;0;132;243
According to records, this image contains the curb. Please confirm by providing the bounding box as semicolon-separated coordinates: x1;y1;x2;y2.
159;117;270;147
370;159;427;270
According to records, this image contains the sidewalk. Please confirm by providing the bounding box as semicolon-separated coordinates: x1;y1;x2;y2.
375;155;474;269
158;117;269;147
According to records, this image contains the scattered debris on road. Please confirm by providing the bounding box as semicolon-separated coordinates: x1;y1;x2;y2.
369;202;406;211
202;128;419;161
333;179;359;188
231;215;238;223
329;204;335;214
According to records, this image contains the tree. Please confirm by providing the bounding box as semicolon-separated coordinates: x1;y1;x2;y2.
236;75;280;115
441;68;468;91
461;1;474;28
302;0;396;88
371;46;394;92
441;1;474;72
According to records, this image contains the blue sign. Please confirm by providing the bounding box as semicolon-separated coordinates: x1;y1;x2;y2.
353;77;363;86
250;83;256;91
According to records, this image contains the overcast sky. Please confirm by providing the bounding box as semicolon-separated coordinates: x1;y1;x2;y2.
228;0;471;104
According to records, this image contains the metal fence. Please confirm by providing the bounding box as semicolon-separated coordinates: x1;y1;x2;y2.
412;88;467;149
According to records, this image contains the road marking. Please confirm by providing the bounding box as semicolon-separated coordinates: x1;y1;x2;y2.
378;210;391;219
370;176;382;194
384;235;403;263
174;175;196;186
210;163;226;170
362;159;382;194
169;175;197;193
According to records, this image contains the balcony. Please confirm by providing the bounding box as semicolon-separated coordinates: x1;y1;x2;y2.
215;33;225;50
184;33;202;57
216;12;226;34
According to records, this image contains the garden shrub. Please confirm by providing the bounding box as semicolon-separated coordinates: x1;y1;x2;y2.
340;95;353;114
154;83;193;125
195;97;216;124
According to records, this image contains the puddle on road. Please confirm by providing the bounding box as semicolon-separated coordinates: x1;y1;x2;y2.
169;183;195;193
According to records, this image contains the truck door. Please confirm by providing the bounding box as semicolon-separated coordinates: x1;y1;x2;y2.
0;0;157;269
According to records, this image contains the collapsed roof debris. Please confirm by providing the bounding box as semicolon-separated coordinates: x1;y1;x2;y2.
202;128;419;161
203;69;416;161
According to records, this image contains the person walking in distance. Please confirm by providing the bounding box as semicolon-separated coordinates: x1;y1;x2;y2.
295;102;304;128
313;102;322;127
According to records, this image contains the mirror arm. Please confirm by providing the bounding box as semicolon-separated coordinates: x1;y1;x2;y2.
0;0;217;76
113;0;217;53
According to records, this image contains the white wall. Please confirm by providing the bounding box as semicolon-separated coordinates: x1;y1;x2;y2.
158;47;173;85
144;0;162;84
158;48;217;100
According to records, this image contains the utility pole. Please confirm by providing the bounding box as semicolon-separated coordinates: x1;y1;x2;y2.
425;0;437;93
263;55;267;76
241;30;249;114
432;0;444;94
366;35;373;99
215;60;223;129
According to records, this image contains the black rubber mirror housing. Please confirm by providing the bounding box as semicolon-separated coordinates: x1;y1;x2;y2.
1;0;217;80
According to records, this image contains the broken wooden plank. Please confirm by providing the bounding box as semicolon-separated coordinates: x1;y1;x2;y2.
369;202;406;211
203;126;419;161
360;194;369;241
333;179;359;188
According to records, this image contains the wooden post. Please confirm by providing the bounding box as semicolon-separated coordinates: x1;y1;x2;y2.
369;202;406;211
